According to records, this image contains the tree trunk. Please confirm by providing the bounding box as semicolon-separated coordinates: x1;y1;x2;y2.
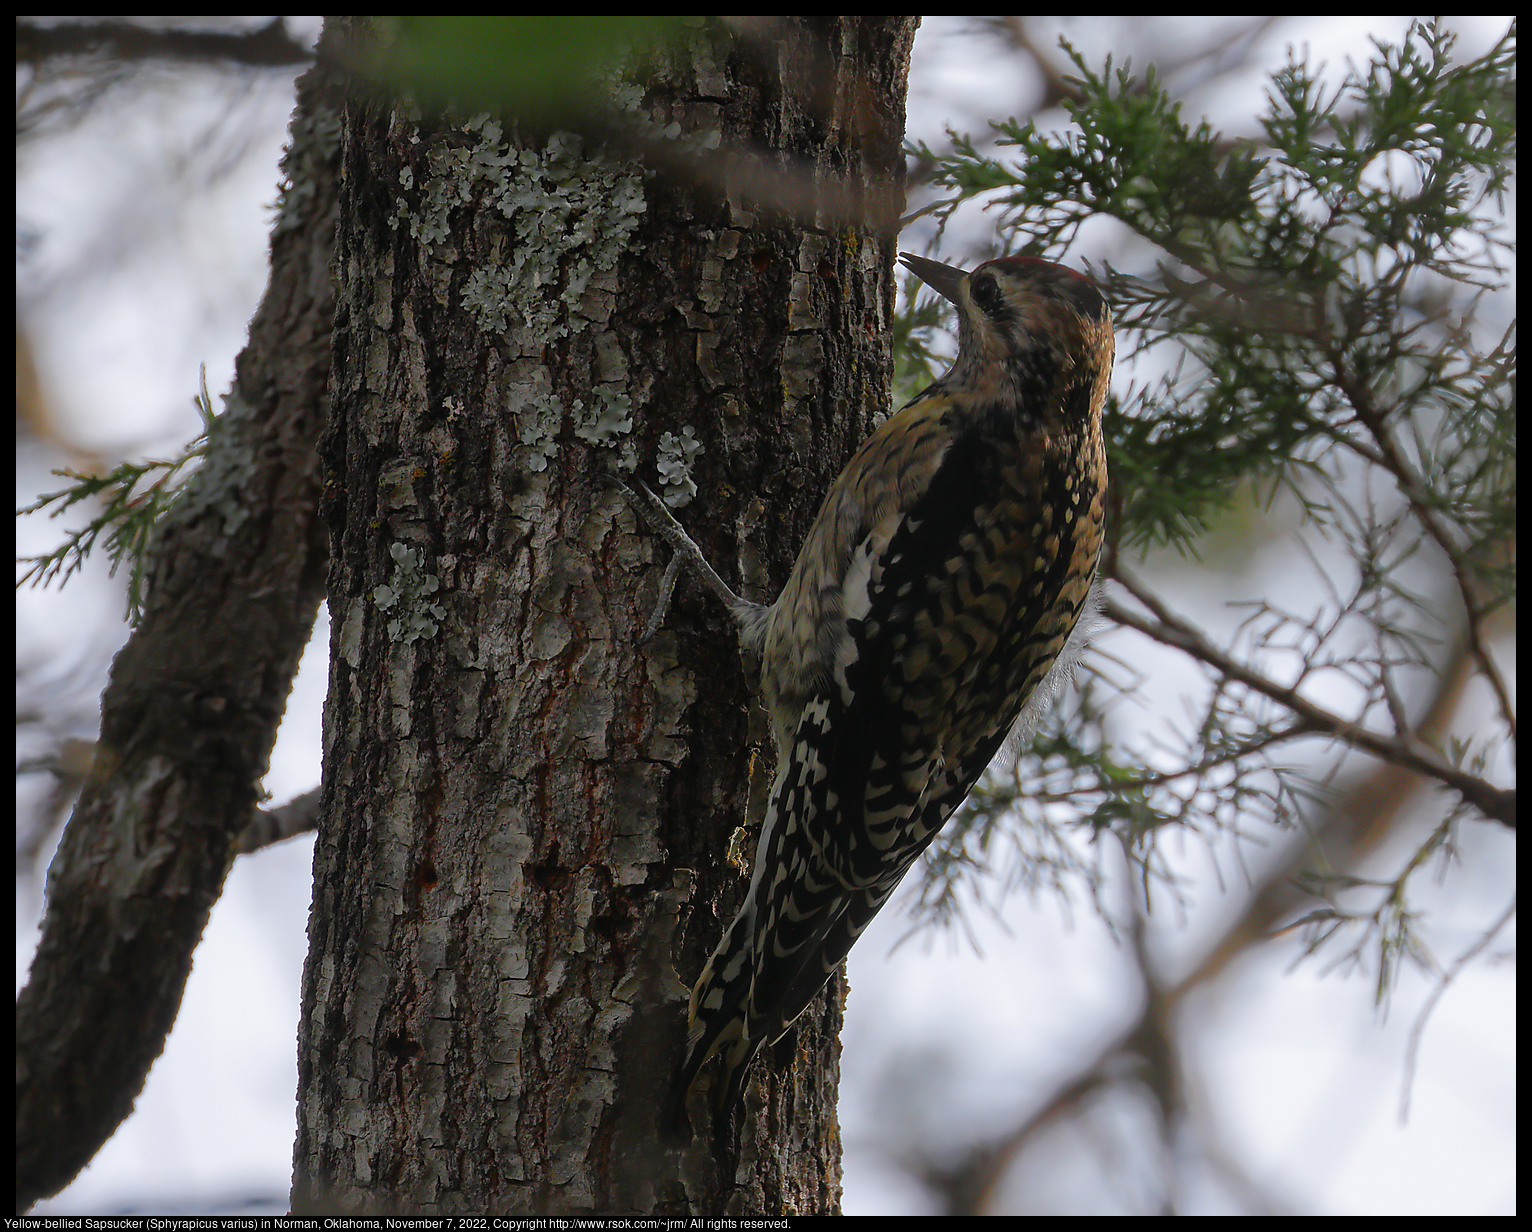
14;48;341;1214
291;17;916;1215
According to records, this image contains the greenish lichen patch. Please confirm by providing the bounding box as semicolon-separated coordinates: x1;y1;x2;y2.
373;541;447;644
393;115;646;347
168;388;262;538
655;425;702;507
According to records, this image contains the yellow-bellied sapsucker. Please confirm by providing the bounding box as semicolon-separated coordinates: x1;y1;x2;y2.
616;251;1112;1135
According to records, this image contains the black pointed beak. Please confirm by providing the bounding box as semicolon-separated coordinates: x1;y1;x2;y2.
898;252;969;306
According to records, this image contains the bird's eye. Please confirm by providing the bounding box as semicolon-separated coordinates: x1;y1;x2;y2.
971;272;1004;315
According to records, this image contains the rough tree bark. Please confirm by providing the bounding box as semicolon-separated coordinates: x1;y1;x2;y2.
290;17;917;1216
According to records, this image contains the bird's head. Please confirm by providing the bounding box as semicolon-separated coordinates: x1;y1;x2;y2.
899;251;1114;424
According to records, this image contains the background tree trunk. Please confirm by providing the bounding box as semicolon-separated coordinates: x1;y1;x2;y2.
291;17;917;1215
14;49;340;1213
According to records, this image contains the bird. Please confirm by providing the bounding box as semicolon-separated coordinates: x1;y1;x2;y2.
612;250;1112;1140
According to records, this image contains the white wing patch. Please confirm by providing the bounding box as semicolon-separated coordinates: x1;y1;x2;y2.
831;508;915;706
